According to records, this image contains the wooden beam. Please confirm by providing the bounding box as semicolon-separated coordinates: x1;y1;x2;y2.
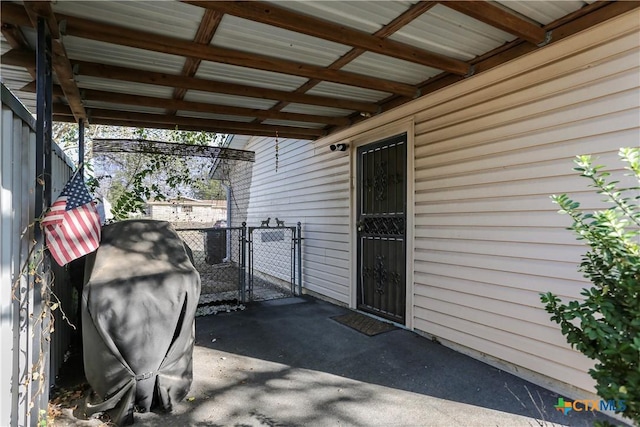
1;2;33;27
53;104;326;138
0;23;35;78
443;1;548;45
21;82;350;126
264;1;438;117
73;60;380;114
1;2;416;97
184;1;471;76
52;111;320;140
381;0;640;112
171;9;223;113
56;12;417;97
4;50;379;114
22;2;87;122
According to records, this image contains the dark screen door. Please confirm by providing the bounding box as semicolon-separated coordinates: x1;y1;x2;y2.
357;134;407;324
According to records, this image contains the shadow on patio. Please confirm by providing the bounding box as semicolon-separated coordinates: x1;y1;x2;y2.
53;296;624;426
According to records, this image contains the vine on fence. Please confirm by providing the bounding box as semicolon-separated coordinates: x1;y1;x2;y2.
12;219;76;426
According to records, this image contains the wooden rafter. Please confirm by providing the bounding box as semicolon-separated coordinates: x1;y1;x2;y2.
0;22;35;78
3;49;379;114
169;8;223;115
380;0;640;113
0;3;417;97
20;82;351;126
184;0;470;76
52;113;320;141
22;1;86;123
264;1;439;125
2;0;637;140
271;1;438;130
53;104;326;138
443;1;548;45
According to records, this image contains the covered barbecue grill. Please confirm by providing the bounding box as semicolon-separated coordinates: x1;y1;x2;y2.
81;219;201;425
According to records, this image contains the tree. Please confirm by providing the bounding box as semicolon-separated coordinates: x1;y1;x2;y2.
53;123;227;219
541;147;640;425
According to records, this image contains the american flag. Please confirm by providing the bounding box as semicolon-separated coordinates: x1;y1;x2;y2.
41;171;101;266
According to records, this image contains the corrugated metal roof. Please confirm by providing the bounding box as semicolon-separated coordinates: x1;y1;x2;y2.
280;104;353;118
184;90;278;110
76;76;174;98
63;36;185;74
342;52;441;85
53;1;203;40
84;100;166;115
261;119;326;129
306;81;391;103
390;4;517;61
176;110;256;123
272;1;418;34
195;61;308;92
496;1;594;26
212;14;350;67
0;0;628;139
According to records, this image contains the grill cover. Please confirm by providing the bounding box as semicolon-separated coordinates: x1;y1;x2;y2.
82;220;201;425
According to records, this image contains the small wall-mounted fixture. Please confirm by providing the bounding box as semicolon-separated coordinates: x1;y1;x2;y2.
330;143;348;152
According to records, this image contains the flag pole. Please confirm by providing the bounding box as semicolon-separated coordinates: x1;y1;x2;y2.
78;118;85;176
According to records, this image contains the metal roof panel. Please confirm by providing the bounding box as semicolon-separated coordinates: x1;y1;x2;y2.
195;61;308;92
64;36;185;74
280;104;353;117
390;4;517;61
53;1;203;40
85;101;166;116
212;14;350;67
342;52;440;85
496;1;592;26
176;111;255;123
76;76;174;98
271;1;418;34
306;81;390;103
183;90;278;110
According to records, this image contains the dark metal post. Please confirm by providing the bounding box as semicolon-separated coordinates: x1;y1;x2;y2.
239;222;246;303
33;15;53;423
78;119;84;172
35;17;52;227
297;222;302;296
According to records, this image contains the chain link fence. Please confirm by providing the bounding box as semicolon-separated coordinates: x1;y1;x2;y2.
176;223;301;314
248;226;301;302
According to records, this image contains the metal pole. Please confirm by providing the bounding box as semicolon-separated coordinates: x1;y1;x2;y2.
239;222;246;303
78;119;84;173
297;222;302;296
33;15;53;424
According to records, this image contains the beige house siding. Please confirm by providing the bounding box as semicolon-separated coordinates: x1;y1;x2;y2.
410;12;639;395
241;136;352;303
238;10;640;398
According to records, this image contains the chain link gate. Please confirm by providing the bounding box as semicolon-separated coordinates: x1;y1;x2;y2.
246;222;302;302
176;222;302;309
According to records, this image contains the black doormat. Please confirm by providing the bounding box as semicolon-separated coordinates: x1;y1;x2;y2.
331;311;397;336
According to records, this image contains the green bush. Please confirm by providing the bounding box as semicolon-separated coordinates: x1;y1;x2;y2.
541;147;639;425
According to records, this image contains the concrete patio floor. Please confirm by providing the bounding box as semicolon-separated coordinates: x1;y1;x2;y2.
54;295;624;426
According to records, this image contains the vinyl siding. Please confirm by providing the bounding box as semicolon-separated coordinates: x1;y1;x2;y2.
241;136;352;303
236;10;640;397
410;12;639;394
